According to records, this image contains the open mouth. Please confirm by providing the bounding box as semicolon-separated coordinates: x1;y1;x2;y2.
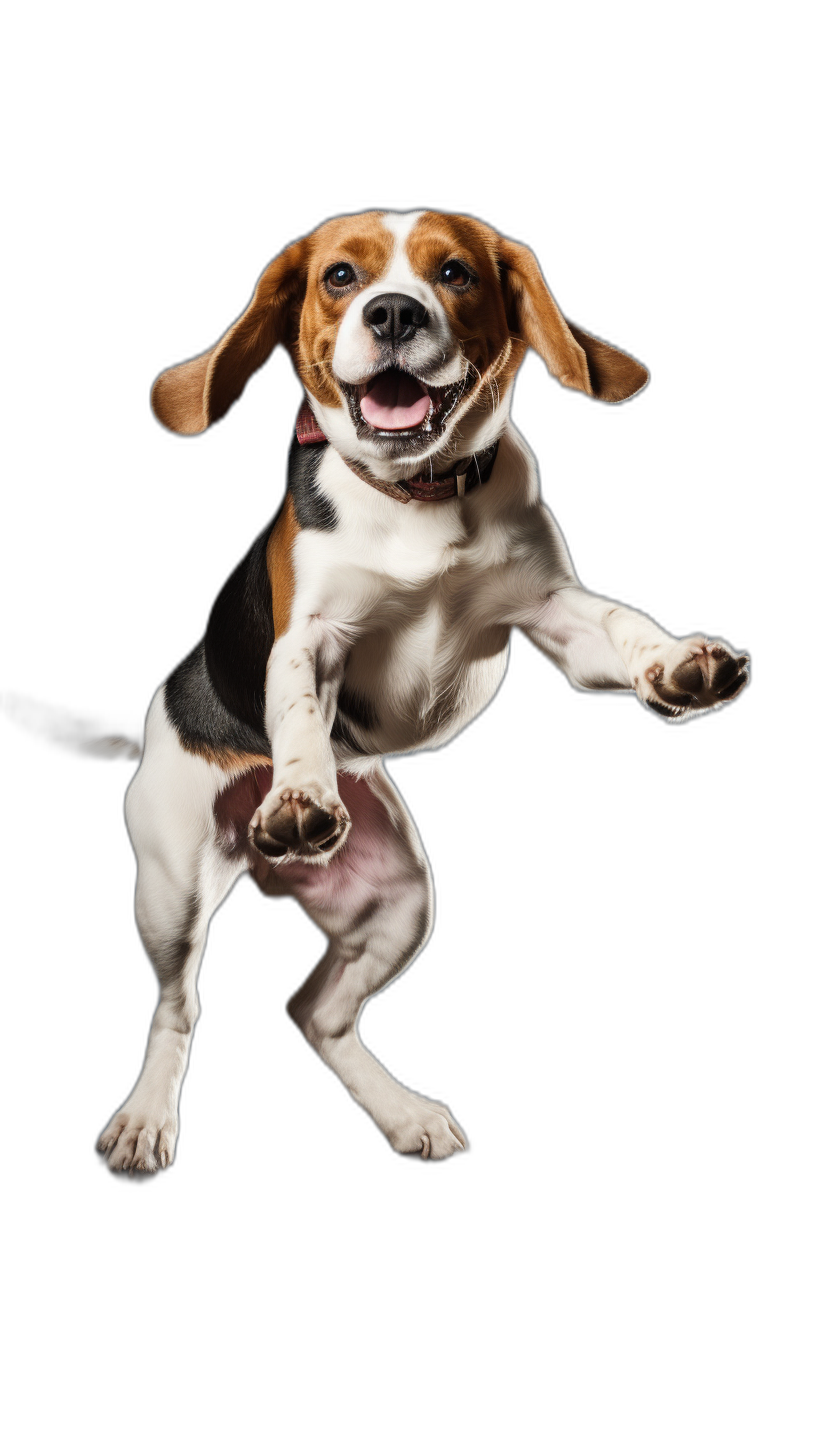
338;368;468;447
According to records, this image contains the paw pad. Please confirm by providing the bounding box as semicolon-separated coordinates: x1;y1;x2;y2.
251;789;350;861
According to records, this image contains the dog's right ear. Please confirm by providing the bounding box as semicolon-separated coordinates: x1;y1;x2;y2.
151;238;310;434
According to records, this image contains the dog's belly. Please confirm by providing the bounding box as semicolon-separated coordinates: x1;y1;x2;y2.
334;619;511;757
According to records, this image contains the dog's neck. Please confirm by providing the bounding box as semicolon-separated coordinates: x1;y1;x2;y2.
295;399;502;504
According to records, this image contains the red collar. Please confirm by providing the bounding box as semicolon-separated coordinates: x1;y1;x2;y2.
295;399;330;445
295;398;499;504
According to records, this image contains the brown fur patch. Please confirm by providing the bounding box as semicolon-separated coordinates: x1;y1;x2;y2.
196;746;273;774
293;212;393;408
266;493;300;637
566;322;648;402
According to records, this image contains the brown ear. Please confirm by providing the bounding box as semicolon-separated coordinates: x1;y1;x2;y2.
499;238;648;403
151;238;310;434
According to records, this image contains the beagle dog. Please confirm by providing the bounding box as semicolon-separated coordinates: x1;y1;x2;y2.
98;209;749;1171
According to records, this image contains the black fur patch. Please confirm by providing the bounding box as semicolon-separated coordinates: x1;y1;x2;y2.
164;520;278;757
164;641;272;757
288;436;336;531
336;684;378;732
331;684;378;753
204;526;276;738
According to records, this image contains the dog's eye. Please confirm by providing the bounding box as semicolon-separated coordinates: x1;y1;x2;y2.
440;259;472;288
325;263;357;289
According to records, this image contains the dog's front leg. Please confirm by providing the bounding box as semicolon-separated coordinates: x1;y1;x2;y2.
250;614;352;859
505;509;748;716
524;583;750;719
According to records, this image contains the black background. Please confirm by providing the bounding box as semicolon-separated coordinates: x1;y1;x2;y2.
3;122;763;1252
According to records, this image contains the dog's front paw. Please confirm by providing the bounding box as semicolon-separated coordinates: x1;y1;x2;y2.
98;1103;177;1173
250;785;351;862
637;636;750;719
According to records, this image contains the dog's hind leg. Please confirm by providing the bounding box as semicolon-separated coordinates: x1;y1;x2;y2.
98;695;250;1172
266;765;465;1160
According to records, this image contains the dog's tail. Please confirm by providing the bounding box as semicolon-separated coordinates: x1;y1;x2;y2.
0;693;143;761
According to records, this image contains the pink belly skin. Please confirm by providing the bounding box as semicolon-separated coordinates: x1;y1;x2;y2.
214;767;409;920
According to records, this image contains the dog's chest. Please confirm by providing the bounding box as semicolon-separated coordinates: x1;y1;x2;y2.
299;508;511;756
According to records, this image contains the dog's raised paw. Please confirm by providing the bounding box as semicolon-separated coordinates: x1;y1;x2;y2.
639;637;750;719
250;786;351;862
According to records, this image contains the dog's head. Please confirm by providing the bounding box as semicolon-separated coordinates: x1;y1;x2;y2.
152;210;648;469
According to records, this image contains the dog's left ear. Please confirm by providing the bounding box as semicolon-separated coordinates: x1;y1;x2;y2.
499;238;648;402
151;238;310;434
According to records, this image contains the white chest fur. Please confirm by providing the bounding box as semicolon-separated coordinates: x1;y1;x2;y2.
286;428;541;757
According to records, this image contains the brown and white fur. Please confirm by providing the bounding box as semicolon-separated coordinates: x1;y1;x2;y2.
98;209;749;1171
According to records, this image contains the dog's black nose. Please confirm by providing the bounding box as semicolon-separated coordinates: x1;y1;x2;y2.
362;293;429;344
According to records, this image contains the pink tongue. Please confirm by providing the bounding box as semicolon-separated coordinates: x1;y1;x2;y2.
360;370;431;430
